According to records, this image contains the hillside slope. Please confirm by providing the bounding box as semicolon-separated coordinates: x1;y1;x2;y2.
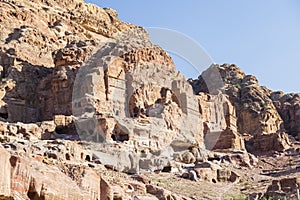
0;0;299;199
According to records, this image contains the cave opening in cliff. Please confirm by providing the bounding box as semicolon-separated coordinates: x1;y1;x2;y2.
65;153;70;160
27;191;41;200
161;166;172;173
85;155;91;162
0;112;8;119
111;124;129;142
55;123;76;135
132;106;140;118
27;181;45;200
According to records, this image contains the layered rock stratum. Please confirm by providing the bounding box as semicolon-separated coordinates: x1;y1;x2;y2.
0;0;299;199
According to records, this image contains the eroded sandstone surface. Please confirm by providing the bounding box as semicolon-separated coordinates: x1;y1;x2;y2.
0;0;299;199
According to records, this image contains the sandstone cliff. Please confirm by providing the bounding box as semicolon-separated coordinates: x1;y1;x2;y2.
190;64;292;153
0;0;299;199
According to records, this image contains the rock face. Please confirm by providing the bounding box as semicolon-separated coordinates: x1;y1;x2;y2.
0;0;247;158
266;177;300;198
191;64;284;136
0;0;135;123
0;0;250;199
247;132;291;153
0;0;300;199
271;92;300;137
198;93;245;151
190;64;293;154
0;145;100;199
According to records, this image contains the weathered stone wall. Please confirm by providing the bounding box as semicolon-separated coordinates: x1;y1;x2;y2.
271;92;300;136
198;93;245;151
191;64;284;136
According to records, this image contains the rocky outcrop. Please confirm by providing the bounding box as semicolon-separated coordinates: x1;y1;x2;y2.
198;93;245;151
190;64;284;136
146;184;190;200
0;0;299;199
271;92;300;138
0;0;136;123
0;145;100;199
37;40;98;121
247;132;291;153
0;0;135;67
68;27;207;162
266;177;300;198
0;78;15;119
190;64;292;154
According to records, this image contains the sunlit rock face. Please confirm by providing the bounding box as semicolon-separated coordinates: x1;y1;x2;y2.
70;29;204;154
191;64;284;136
0;0;136;123
198;93;245;151
1;0;299;199
271;92;300;136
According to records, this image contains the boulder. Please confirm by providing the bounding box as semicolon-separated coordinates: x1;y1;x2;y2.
248;132;291;153
266;177;300;197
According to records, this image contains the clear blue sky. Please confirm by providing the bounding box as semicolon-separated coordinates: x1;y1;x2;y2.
86;0;300;93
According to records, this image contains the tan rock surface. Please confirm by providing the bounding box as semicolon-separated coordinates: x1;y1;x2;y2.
198;93;245;151
0;146;98;199
190;64;284;136
271;92;300;138
0;0;299;199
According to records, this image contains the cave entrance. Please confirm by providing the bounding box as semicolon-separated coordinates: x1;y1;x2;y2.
55;123;76;135
111;124;129;142
0;112;8;119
